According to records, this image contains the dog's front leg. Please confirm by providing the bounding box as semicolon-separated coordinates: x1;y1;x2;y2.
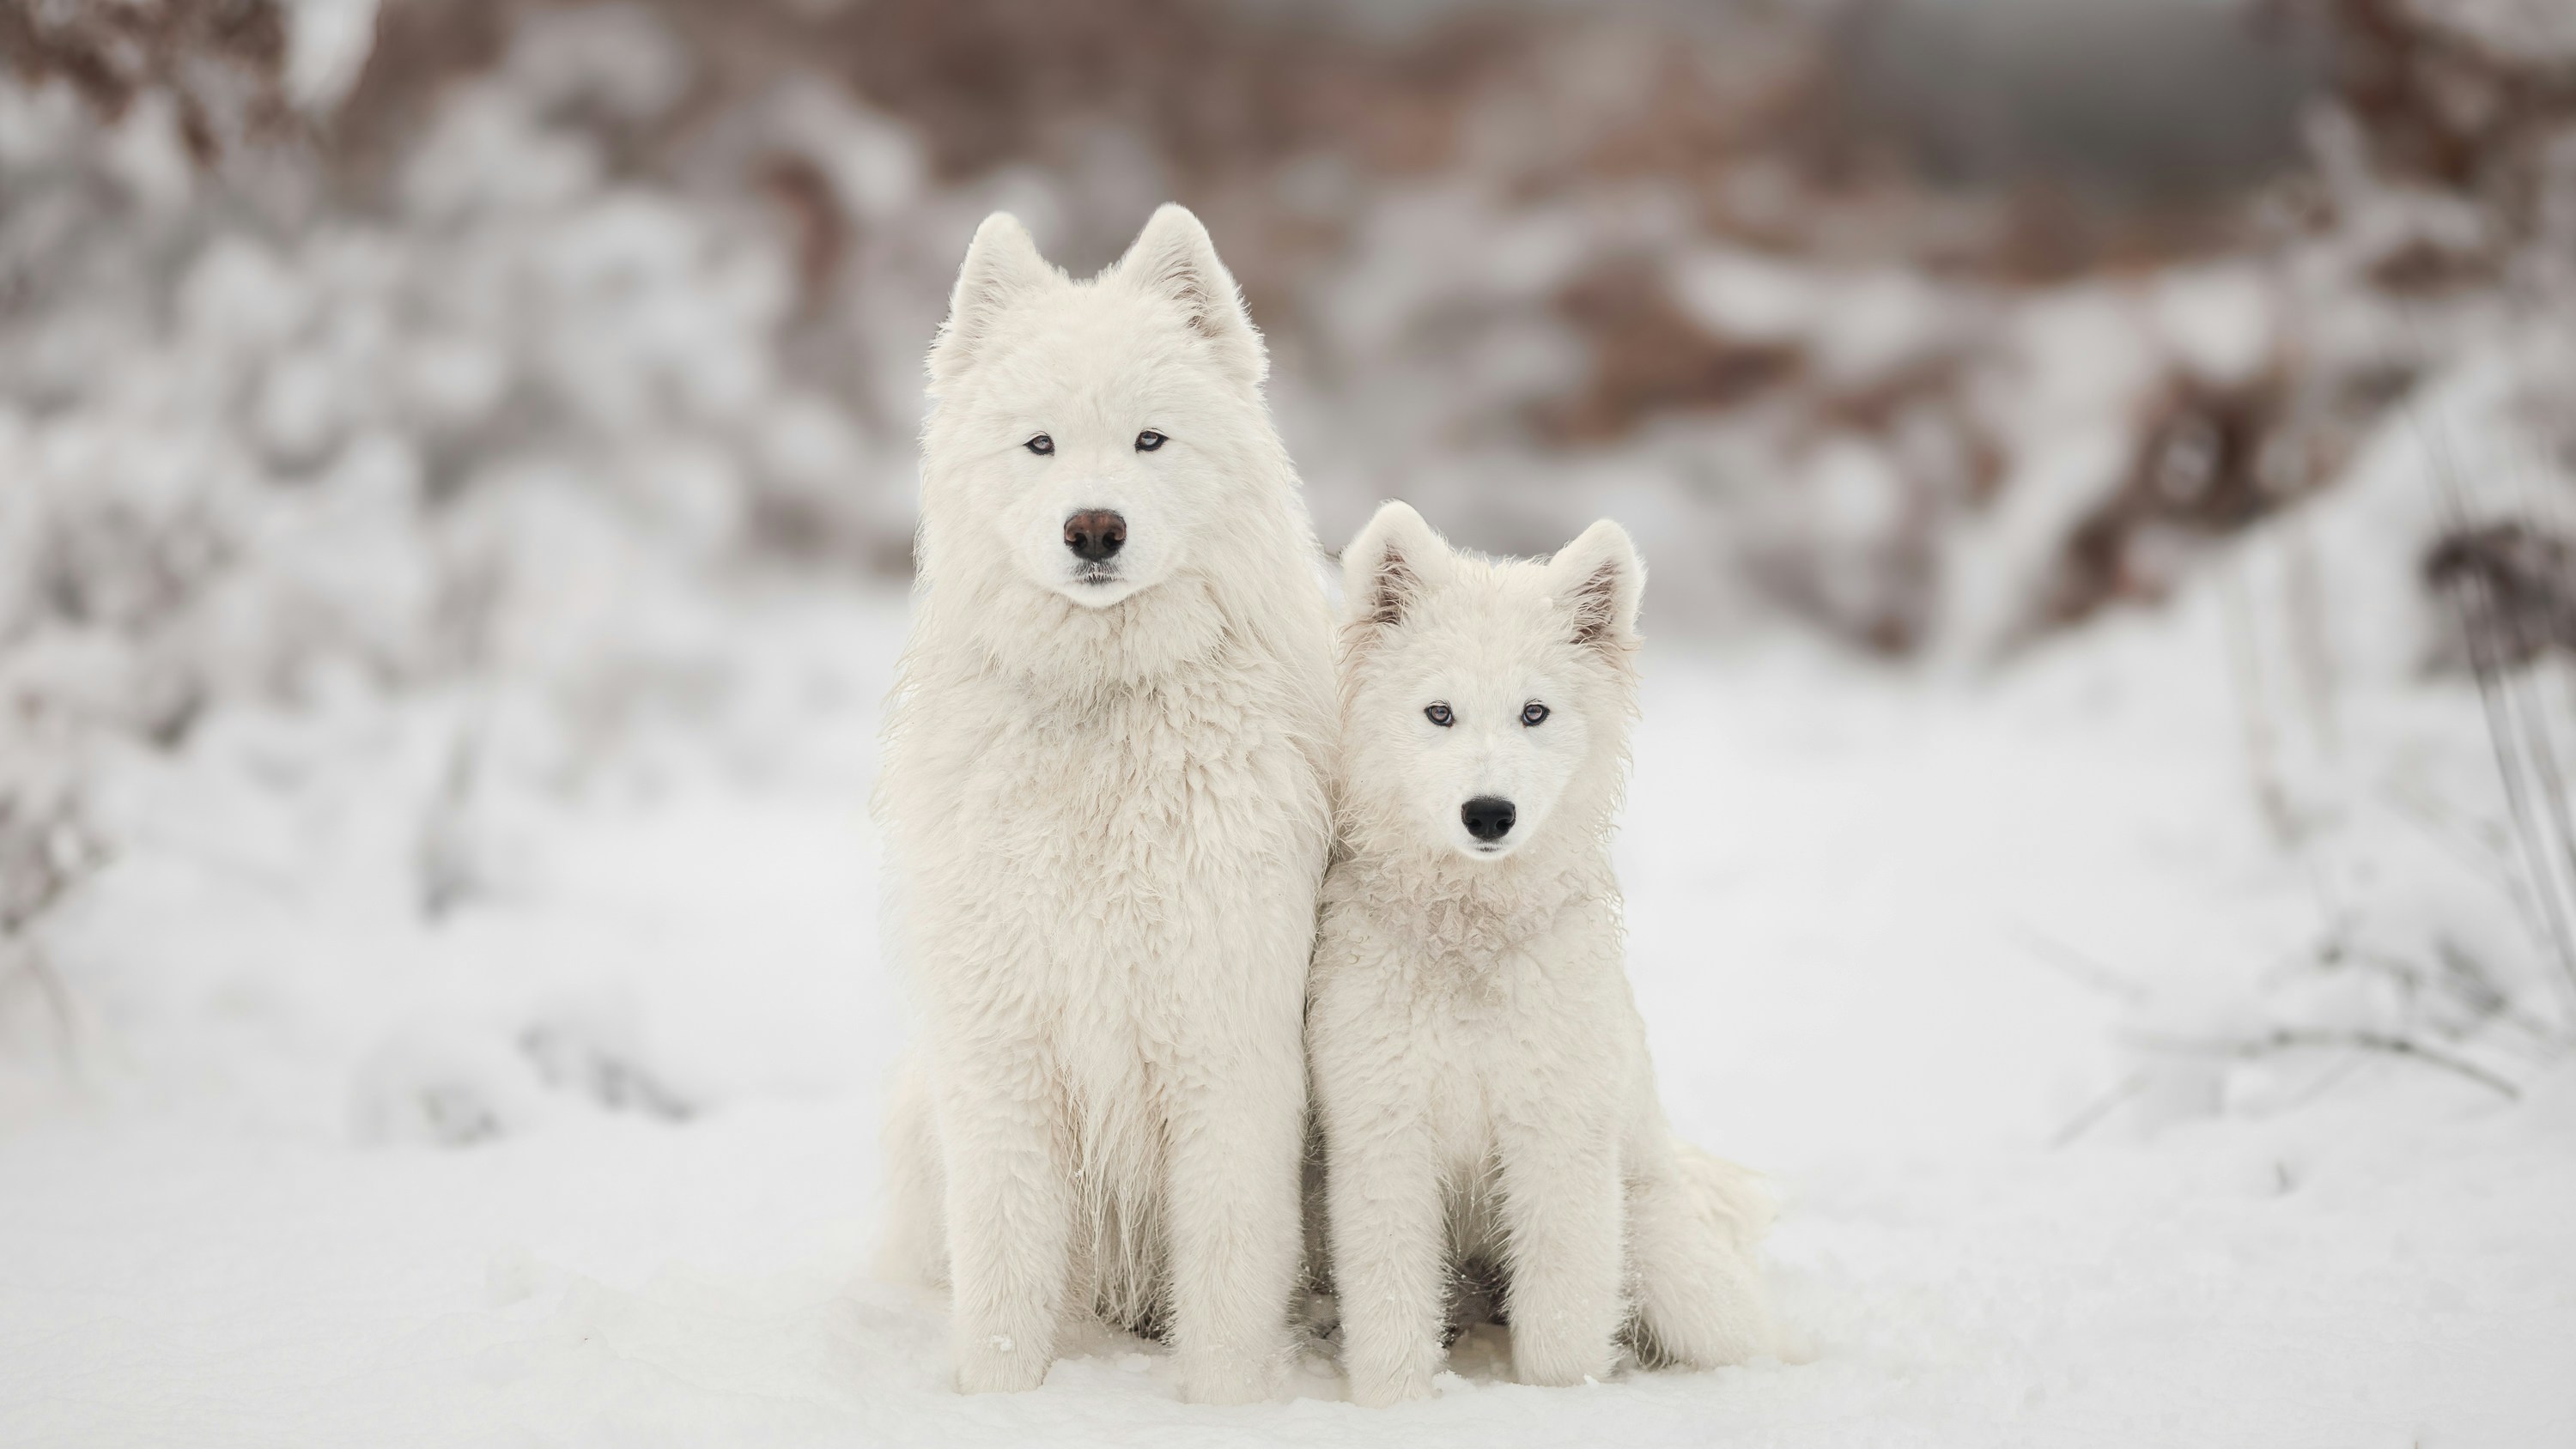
1495;1119;1624;1387
939;1057;1072;1394
1163;1038;1303;1404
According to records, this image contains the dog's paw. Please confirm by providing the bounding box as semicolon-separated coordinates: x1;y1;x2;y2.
1346;1366;1437;1409
953;1331;1051;1394
1176;1346;1274;1405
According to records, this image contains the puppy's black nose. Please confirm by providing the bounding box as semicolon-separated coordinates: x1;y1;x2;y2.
1064;510;1127;562
1462;797;1516;842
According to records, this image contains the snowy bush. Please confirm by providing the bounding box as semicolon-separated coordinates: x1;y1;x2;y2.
0;2;920;1091
3;0;2573;1119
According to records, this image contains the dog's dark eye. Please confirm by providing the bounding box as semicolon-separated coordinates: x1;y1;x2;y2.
1424;702;1454;727
1025;433;1054;456
1521;701;1550;726
1135;430;1167;452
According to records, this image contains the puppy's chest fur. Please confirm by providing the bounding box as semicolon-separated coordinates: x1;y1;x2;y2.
1313;856;1635;1166
1321;853;1620;1003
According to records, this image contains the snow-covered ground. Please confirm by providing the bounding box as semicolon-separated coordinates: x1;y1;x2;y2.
5;569;2572;1447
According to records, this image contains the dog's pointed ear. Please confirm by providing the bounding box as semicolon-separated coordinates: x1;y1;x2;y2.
928;212;1055;389
1118;203;1267;387
1341;501;1447;634
1546;519;1644;655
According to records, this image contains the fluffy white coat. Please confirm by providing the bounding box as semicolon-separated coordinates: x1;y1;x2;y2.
875;207;1335;1404
1309;502;1781;1406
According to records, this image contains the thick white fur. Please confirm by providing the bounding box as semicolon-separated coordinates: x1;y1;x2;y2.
1309;503;1782;1407
875;207;1335;1404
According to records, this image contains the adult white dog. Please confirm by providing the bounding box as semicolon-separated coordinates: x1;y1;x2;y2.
874;206;1335;1404
1309;502;1781;1406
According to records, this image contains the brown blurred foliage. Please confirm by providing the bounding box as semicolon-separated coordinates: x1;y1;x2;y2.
0;0;295;160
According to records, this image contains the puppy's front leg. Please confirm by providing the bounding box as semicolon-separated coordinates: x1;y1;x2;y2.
1163;1038;1304;1404
1325;1108;1448;1406
939;1059;1072;1394
1495;1119;1624;1387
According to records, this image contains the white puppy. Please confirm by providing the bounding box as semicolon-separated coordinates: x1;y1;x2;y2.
875;207;1335;1403
1309;502;1781;1406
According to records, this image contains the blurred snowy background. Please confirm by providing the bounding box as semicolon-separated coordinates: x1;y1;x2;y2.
3;1;2574;1443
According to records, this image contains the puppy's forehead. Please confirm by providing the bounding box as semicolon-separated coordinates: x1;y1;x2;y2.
1380;558;1571;676
1421;556;1557;627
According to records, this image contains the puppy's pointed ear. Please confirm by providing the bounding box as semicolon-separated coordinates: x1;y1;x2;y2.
928;213;1055;389
1341;501;1447;635
1117;203;1267;387
1546;519;1644;655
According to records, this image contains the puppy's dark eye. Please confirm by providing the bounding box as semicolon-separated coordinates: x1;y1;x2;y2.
1135;430;1167;452
1424;702;1454;727
1521;701;1550;726
1025;433;1054;455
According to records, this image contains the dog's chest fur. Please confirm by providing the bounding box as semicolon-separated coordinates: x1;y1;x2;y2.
898;637;1325;1049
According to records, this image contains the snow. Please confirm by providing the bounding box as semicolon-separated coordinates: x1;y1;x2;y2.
5;570;2573;1446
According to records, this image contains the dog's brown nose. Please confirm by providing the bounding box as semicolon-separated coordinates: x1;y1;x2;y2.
1064;510;1127;562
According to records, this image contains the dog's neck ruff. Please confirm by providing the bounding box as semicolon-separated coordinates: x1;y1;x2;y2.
935;566;1236;705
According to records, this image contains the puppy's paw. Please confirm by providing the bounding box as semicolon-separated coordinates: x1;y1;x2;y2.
1509;1329;1616;1389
